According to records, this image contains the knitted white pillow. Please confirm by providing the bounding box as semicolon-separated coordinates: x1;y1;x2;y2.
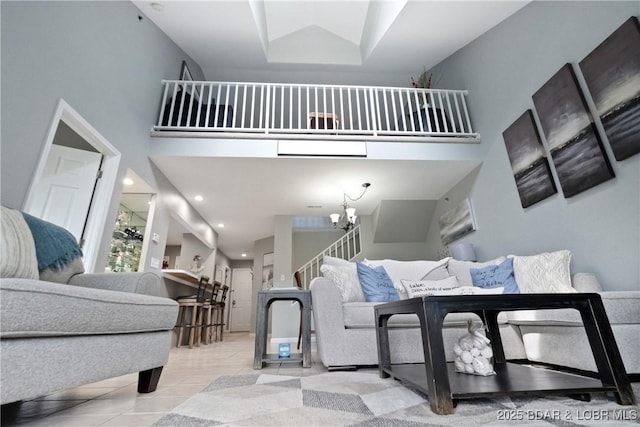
320;263;365;302
512;250;575;293
1;206;39;279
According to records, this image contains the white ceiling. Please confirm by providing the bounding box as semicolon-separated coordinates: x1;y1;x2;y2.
133;1;529;82
151;156;479;259
132;1;529;260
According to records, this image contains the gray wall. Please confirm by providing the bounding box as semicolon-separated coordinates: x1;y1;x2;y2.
231;259;253;270
292;229;345;269
163;245;181;269
1;1;214;273
425;1;640;290
360;216;430;261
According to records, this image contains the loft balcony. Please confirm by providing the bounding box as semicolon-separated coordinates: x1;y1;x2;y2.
152;80;480;144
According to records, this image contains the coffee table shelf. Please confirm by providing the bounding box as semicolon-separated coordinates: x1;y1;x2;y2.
375;293;635;415
384;362;617;400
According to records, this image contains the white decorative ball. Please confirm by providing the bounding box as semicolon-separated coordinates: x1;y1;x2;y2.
461;351;473;364
459;336;474;351
480;347;493;359
453;343;463;356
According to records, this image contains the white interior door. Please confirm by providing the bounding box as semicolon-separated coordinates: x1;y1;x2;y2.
229;268;253;332
29;144;102;241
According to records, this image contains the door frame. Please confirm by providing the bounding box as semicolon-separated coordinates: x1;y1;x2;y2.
23;99;121;273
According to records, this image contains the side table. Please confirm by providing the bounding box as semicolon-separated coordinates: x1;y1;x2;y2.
253;289;312;369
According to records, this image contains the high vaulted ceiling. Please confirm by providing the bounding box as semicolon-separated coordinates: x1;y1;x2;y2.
132;1;529;260
133;1;529;83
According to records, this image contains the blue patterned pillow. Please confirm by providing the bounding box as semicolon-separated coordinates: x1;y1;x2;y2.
470;258;520;294
356;262;399;302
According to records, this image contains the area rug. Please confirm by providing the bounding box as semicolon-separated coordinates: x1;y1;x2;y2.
153;370;639;426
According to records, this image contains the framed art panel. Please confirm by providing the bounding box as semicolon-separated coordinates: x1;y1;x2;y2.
579;16;640;161
439;198;476;246
503;110;557;208
262;252;274;290
532;63;614;198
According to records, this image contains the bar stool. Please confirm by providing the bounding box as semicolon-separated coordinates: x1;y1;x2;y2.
198;281;221;345
213;285;229;342
175;275;210;348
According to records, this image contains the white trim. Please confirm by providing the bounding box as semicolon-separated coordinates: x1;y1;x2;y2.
138;193;158;272
278;140;367;157
23;99;121;273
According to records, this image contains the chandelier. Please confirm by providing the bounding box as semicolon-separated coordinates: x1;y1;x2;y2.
329;183;371;232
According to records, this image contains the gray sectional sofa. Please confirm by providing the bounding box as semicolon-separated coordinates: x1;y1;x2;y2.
0;207;179;405
310;256;640;376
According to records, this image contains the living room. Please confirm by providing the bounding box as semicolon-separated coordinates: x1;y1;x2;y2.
1;0;639;425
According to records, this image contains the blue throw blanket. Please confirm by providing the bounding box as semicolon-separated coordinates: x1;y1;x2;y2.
21;213;83;272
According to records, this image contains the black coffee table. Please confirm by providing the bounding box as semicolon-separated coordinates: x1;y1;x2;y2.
374;293;636;415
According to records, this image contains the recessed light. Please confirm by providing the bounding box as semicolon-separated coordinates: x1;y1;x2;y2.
307;205;323;209
241;253;247;257
123;178;134;186
150;2;164;12
217;223;225;228
194;195;204;202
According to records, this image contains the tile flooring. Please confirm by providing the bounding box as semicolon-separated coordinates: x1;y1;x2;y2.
2;333;326;426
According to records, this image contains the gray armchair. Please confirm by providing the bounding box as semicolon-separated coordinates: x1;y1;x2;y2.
0;206;178;404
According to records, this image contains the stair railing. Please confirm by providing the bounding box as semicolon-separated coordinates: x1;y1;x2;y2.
296;225;362;289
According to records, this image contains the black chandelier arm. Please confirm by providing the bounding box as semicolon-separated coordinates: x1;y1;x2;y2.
345;182;371;202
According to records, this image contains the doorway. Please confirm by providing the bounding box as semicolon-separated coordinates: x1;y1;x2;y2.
229;268;253;332
28;140;102;241
23;100;121;272
105;169;155;273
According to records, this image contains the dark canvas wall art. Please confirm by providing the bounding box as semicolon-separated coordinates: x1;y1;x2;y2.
532;63;614;198
503;110;557;208
439;198;476;246
579;17;640;161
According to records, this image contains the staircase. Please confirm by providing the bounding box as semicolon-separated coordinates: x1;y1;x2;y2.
296;225;362;289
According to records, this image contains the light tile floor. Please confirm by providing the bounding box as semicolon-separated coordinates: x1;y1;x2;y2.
2;333;326;426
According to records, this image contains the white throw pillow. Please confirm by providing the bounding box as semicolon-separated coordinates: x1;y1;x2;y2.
401;276;459;298
365;257;451;298
1;206;39;279
512;250;575;293
320;263;365;302
447;257;506;287
323;255;354;268
401;277;504;297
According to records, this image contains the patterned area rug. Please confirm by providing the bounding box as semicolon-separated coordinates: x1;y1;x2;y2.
153;370;639;426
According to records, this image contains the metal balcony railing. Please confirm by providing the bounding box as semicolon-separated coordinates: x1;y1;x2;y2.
153;80;479;143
